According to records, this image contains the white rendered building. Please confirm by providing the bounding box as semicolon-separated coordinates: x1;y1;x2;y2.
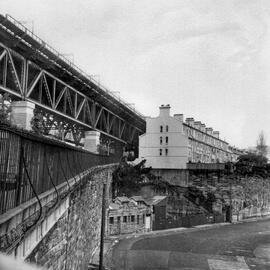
139;105;189;170
139;105;241;176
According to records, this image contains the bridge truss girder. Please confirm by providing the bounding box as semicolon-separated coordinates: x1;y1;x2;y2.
0;42;142;144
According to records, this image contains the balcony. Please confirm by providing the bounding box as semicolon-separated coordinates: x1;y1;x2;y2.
187;162;225;171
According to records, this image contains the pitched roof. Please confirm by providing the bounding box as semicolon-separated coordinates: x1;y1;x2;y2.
109;203;120;210
131;196;149;206
145;196;167;205
115;196;130;203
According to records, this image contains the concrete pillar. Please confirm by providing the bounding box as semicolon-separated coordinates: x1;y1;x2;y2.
84;130;100;153
10;101;35;131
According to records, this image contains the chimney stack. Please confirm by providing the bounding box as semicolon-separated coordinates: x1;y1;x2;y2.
174;113;184;122
194;121;202;130
201;123;206;133
186;117;194;127
206;127;213;135
213;131;220;139
159;104;171;117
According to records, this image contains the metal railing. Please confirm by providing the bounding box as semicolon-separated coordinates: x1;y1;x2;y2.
0;125;117;215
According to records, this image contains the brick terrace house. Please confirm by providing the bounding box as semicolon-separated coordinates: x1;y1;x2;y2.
106;196;150;236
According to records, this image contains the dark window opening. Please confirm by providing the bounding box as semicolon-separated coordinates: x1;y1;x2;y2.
160;126;163;132
109;217;114;224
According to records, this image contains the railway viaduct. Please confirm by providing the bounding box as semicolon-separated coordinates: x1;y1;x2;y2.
0;14;146;269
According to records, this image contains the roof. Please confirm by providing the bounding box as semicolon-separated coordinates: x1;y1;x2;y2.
145;196;167;206
183;122;228;145
115;196;130;203
109;203;120;210
131;196;150;206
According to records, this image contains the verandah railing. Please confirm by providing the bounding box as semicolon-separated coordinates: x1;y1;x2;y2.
0;125;117;215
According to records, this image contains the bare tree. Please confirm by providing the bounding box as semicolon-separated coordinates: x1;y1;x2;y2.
256;131;268;157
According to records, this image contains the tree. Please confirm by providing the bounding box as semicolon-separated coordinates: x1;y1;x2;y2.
31;109;55;135
235;153;268;177
0;93;11;125
256;131;268;158
112;159;152;198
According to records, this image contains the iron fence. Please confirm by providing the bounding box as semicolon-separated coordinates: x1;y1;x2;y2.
0;125;118;214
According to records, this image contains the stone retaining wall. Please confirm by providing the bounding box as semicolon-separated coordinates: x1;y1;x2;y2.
26;164;117;270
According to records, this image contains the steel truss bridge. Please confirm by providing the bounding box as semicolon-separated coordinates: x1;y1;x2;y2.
0;14;146;147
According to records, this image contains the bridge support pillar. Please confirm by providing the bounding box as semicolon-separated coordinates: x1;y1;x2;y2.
10;101;35;131
84;130;100;153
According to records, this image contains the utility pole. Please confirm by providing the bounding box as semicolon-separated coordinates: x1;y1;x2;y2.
229;178;232;223
99;182;107;270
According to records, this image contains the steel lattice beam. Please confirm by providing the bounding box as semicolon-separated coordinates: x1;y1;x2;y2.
0;42;144;144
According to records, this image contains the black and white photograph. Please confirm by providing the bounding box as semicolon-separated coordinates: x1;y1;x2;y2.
1;1;270;269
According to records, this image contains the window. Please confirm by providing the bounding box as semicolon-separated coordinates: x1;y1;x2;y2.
109;217;114;224
166;125;169;132
137;215;140;224
131;215;135;222
165;136;168;144
142;214;145;224
160;136;163;145
117;216;121;223
160;125;163;132
123;216;127;223
159;149;162;156
165;149;168;156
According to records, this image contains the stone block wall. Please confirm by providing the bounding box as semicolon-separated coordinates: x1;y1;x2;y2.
26;165;116;270
26;211;69;269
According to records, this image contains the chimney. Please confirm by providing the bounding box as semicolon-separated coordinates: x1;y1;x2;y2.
174;113;184;122
159;104;171;117
213;131;220;139
186;117;194;126
206;127;213;135
194;121;202;130
201;123;206;133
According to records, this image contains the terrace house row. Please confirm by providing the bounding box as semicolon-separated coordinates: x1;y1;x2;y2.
139;105;243;185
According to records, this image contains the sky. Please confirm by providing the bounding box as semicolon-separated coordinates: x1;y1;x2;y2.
2;0;270;148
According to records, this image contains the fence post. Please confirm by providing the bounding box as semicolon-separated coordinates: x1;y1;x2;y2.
15;138;24;206
0;132;10;212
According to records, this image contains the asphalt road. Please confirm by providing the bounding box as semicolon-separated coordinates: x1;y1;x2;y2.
112;219;270;270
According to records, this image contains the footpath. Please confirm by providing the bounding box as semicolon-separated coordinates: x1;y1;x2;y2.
92;215;270;269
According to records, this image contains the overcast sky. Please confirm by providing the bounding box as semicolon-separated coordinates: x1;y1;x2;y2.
2;0;270;148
